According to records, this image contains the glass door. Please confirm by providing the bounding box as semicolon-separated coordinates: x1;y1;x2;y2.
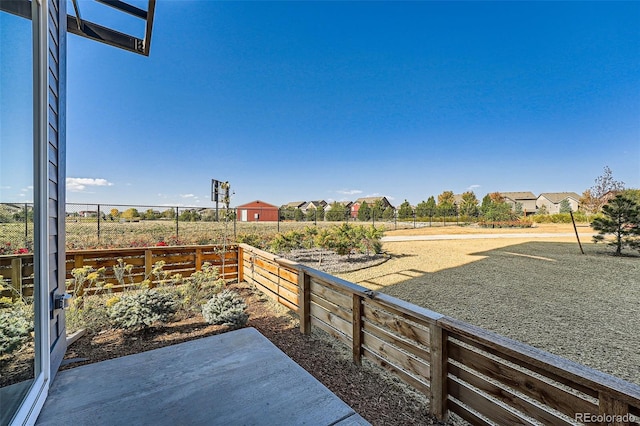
0;1;50;424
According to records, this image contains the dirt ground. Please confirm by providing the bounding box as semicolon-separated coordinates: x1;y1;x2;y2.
338;224;640;386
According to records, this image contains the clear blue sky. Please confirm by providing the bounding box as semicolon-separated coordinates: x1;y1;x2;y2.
3;1;640;208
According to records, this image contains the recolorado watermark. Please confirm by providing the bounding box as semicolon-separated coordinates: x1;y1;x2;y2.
575;412;638;423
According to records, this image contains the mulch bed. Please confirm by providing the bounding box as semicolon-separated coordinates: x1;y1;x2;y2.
59;281;442;425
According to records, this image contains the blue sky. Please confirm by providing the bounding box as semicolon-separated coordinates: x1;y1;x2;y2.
2;1;639;208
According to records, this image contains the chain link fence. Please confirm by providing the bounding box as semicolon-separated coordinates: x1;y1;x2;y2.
0;203;34;254
1;202;466;250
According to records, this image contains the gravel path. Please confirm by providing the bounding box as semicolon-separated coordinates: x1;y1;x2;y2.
382;232;594;241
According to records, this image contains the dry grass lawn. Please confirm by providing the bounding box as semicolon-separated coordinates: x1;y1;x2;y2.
338;224;640;386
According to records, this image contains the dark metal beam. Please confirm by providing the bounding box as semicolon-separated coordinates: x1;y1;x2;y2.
1;0;154;57
66;14;143;55
95;0;147;20
143;0;156;55
0;0;31;20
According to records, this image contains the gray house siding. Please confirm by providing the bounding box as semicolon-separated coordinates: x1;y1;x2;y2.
46;0;66;375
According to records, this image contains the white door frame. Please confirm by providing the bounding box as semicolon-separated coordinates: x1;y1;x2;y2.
11;0;53;423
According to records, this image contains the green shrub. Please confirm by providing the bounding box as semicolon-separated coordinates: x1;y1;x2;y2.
66;295;111;333
0;305;32;355
202;290;248;327
179;262;225;312
108;289;177;330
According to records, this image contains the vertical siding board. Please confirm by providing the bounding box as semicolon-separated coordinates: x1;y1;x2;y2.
48;0;66;376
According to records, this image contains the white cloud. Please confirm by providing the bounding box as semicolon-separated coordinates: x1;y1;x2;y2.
467;184;481;191
180;194;195;198
66;177;114;192
336;189;363;195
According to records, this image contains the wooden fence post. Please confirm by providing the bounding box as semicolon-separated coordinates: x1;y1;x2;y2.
195;247;202;272
352;293;363;366
429;323;448;420
237;246;244;283
11;257;22;300
298;270;311;335
145;249;154;288
599;392;629;426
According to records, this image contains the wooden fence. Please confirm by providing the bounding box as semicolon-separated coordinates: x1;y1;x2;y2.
239;244;640;426
0;245;238;297
3;243;640;424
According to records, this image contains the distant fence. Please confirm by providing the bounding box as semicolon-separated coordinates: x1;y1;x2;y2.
239;244;640;425
1;202;460;250
0;245;237;298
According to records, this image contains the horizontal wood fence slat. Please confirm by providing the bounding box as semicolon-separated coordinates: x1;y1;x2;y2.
1;245;238;297
238;243;640;426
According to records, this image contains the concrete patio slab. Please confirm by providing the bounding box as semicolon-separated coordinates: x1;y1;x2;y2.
36;327;369;425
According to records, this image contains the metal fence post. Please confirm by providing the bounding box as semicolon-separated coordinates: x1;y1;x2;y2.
233;207;237;239
24;203;28;245
97;204;101;243
175;206;179;240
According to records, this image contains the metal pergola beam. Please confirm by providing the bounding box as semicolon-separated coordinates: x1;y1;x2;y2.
0;0;155;56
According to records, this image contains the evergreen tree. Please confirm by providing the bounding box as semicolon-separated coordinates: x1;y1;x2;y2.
514;202;524;217
559;199;572;213
480;193;513;222
357;201;371;221
592;195;640;255
305;208;317;222
536;204;548;215
398;200;413;219
415;200;429;218
382;206;395;220
325;202;347;222
371;200;384;221
425;196;437;218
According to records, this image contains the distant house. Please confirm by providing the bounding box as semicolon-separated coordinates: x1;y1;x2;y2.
499;192;538;215
350;196;394;218
283;201;306;210
324;201;352;216
301;200;327;213
536;192;581;214
236;200;279;222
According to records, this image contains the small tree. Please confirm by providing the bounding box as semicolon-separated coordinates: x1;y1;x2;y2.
581;166;625;213
591;195;640;255
426;196;437;217
437;191;456;218
325;202;347;222
514;202;524;217
121;208;140;221
459;191;480;218
537;204;548;215
305;208;317;222
357;201;371;221
559;199;572;213
397;200;413;220
371;200;384;222
382;206;395;220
